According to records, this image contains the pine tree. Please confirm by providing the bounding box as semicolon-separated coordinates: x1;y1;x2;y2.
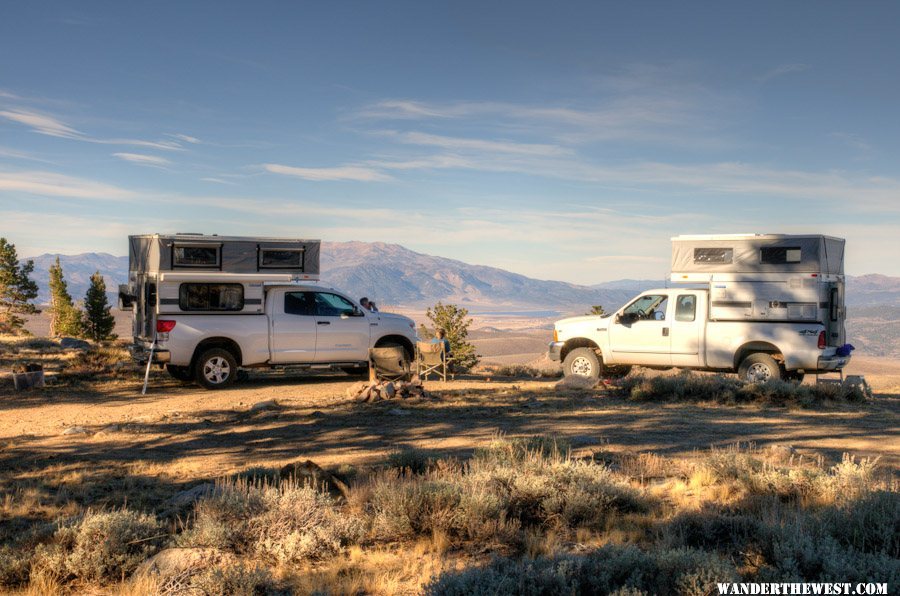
48;256;82;337
0;238;39;334
425;301;479;371
82;271;116;341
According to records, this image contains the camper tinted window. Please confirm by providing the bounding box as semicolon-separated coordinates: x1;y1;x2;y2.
693;248;733;264
260;248;303;269
173;245;220;267
179;283;243;311
760;246;801;264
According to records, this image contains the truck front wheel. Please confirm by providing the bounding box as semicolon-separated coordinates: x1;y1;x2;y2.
738;353;782;383
563;347;602;380
195;348;238;390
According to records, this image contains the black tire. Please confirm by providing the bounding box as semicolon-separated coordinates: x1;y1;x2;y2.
166;365;193;382
194;348;238;390
374;340;413;362
738;353;782;383
563;347;602;380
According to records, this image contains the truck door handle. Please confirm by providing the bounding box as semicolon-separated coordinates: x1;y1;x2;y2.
662;327;669;336
317;321;331;326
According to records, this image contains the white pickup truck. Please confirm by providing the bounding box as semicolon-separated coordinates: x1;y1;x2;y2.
550;234;852;382
548;287;850;383
147;284;418;389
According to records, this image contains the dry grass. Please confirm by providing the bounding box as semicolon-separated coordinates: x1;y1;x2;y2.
2;435;895;594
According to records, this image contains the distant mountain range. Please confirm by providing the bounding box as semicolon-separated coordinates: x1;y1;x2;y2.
23;242;900;313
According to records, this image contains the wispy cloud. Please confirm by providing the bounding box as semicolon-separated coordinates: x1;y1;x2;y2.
394;131;571;156
112;152;170;167
167;133;202;144
0;170;136;200
758;63;810;82
0;107;185;151
200;177;236;185
263;163;392;182
0;108;82;138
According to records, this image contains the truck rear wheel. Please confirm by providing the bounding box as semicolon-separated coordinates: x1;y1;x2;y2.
738;353;782;383
563;347;602;380
195;348;238;390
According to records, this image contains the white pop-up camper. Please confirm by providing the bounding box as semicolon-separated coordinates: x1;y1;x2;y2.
670;234;846;347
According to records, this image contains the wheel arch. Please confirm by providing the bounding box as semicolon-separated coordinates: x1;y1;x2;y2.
374;334;415;359
733;341;783;370
192;337;244;368
560;337;602;363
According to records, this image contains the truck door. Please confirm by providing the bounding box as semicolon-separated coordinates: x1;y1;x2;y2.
310;292;370;363
270;290;317;363
608;294;672;366
670;292;703;368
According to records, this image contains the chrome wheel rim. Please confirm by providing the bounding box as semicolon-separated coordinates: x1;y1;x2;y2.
571;356;593;377
203;357;231;384
746;362;772;383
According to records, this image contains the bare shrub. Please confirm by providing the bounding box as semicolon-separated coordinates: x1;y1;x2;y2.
620;371;869;407
387;447;434;475
187;561;278;595
183;477;364;564
28;509;161;584
64;345;132;378
424;544;739;595
493;364;562;379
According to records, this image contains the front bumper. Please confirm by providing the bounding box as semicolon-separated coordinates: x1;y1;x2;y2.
548;341;564;362
130;344;171;365
815;354;850;372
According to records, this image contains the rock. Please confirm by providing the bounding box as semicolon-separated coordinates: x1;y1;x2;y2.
135;547;235;579
168;483;216;508
389;408;411;416
250;399;277;411
383;382;396;399
62;426;88;435
308;410;325;419
555;375;598;391
59;337;91;350
95;424;121;436
347;381;369;399
279;459;350;499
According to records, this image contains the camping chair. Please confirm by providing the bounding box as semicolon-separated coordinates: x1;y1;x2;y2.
367;346;412;383
416;341;453;382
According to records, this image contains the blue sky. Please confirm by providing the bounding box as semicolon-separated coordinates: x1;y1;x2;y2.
1;1;898;283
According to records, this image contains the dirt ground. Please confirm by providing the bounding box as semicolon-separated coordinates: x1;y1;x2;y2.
2;364;898;484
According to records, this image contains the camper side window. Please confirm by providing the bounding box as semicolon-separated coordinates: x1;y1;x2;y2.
760;247;801;264
259;248;304;269
179;283;243;311
173;245;221;268
693;248;733;264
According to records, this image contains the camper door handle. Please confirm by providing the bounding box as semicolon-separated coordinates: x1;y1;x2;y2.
317;321;331;326
662;327;669;337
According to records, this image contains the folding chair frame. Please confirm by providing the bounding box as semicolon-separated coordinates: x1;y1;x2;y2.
415;341;454;382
